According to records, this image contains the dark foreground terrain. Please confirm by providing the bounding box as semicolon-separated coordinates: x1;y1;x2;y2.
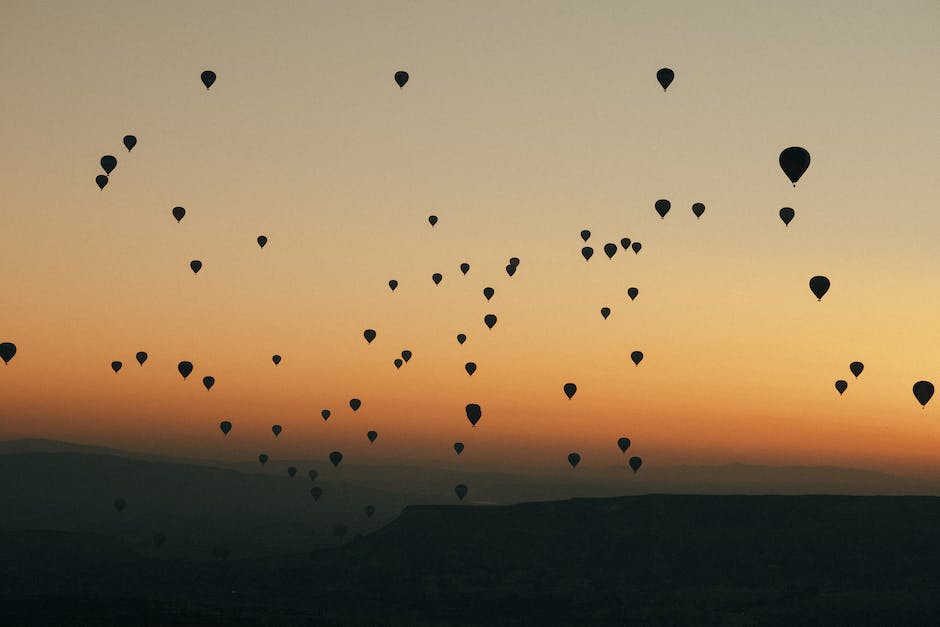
3;494;940;626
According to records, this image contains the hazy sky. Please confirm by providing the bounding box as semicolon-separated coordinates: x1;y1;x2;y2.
1;1;938;477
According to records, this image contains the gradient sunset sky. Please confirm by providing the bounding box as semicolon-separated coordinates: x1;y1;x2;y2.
1;1;938;477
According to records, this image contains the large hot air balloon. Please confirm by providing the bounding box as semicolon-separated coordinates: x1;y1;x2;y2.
201;70;216;89
219;420;232;436
779;147;811;186
363;329;376;343
0;342;16;364
849;362;864;378
111;361;122;373
100;155;117;175
656;68;674;91
455;484;468;500
629;456;643;473
484;314;497;330
123;135;137;151
630;351;644;366
178;361;193;379
617;437;631;453
654;199;671;218
835;380;847;395
202;376;215;391
567;453;581;468
563;383;577;399
809;276;830;301
329;451;343;467
913;381;934;407
466;403;482;427
172;206;186;222
135;351;148;366
394;71;409;89
779;207;795;226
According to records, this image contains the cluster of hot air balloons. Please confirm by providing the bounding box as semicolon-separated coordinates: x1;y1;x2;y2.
94;135;136;190
834;361;864;396
579;229;642;262
653;198;707;220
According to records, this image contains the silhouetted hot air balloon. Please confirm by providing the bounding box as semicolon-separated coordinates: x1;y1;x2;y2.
913;381;934;407
465;362;477;376
484;314;497;330
692;202;705;219
172;206;185;222
329;451;343;467
308;469;318;481
600;307;610;319
506;264;516;277
850;362;864;378
568;453;581;468
96;175;108;189
321;409;330;421
835;380;847;395
656;68;674;91
617;437;631;453
349;398;361;411
809;276;830;301
401;349;412;362
581;246;594;261
135;351;147;366
394;358;403;369
394;71;409;89
629;456;643;473
563;383;577;399
509;257;520;267
202;376;215;391
460;262;470;275
779;147;811;186
580;229;591;242
620;238;631;250
779;207;795;226
311;486;322;500
0;342;16;364
201;70;216;89
630;351;644;366
454;442;464;455
432;273;442;285
654;199;671;219
455;484;468;500
258;454;268;465
178;361;193;379
604;243;618;259
113;497;126;512
631;242;642;254
100;155;117;175
190;260;202;274
364;329;376;343
483;287;495;301
153;532;166;548
219;420;232;436
257;235;267;248
627;287;638;301
111;361;122;373
367;430;377;443
466;403;482;427
272;424;282;437
272;354;281;365
388;279;398;291
123;135;137;151
428;215;438;226
365;505;375;518
287;466;297;478
456;333;467;345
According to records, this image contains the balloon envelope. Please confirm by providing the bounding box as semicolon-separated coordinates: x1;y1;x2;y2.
272;354;281;365
394;358;403;369
620;238;631;250
629;456;643;473
456;333;467;345
568;453;581;468
631;242;642;254
308;469;318;481
428;215;438;226
311;486;322;500
349;398;361;411
656;68;674;90
630;351;644;366
123;135;137;151
111;361;122;373
580;229;591;242
460;262;470;275
835;380;848;395
600;307;610;319
779;147;811;186
190;260;202;274
432;273;442;285
483;287;494;300
135;351;147;365
913;381;934;407
455;484;468;500
272;424;282;437
563;383;577;399
113;497;126;512
388;280;398;291
466;403;482;426
401;350;412;362
96;175;108;189
484;314;497;329
849;362;864;378
100;155;117;174
172;206;185;222
329;451;343;467
0;342;16;364
627;287;638;301
617;437;631;453
258;454;268;465
454;442;465;455
394;71;409;88
692;202;705;218
219;420;232;436
581;246;594;261
257;235;267;248
321;409;330;421
367;430;378;443
287;467;297;478
654;199;671;218
365;505;375;518
178;361;193;379
779;207;795;226
202;376;215;390
809;275;830;300
506;264;516;277
201;70;216;89
465;362;477;376
604;243;617;259
363;329;376;343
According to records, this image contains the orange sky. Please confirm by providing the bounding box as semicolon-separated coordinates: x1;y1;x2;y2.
1;1;939;478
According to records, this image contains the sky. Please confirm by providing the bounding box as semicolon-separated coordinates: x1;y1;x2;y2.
1;0;938;478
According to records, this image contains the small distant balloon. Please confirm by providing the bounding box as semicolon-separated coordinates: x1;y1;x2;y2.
329;451;343;467
779;207;795;226
272;424;282;437
113;497;126;512
178;361;193;379
456;333;467;345
200;70;216;89
629;456;643;473
0;342;16;364
219;420;232;436
258;454;268;465
631;242;642;254
604;243;618;259
367;430;378;443
654;199;671;219
656;68;674;91
627;287;638;301
567;453;581;468
432;273;443;285
617;437;631;453
779;147;811;186
311;486;323;500
388;279;398;291
363;329;376;344
455;484;468;500
835;380;848;395
202;376;215;391
308;469;318;481
172;206;186;222
349;398;361;412
465;362;477;376
849;362;864;378
563;383;577;399
257;235;267;248
581;246;594;261
428;215;438;226
135;351;148;366
190;260;202;274
454;442;465;455
620;238;631;250
321;409;331;421
506;264;516;277
580;230;592;242
394;358;403;369
509;257;520;267
600;307;610;319
460;263;470;275
809;276;830;301
123;135;137;151
272;354;281;365
287;467;297;478
394;71;409;89
692;202;705;219
913;381;934;407
365;505;375;518
484;314;497;330
153;532;166;548
96;175;108;190
401;349;412;362
466;403;482;427
630;351;644;366
111;361;122;373
100;155;117;175
483;287;495;301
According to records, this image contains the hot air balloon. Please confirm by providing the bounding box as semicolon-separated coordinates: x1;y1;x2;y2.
349;398;361;411
460;262;470;275
568;453;581;468
849;362;864;378
123;135;137;151
394;358;403;369
580;230;592;242
388;279;398;291
259;453;269;465
172;206;185;222
428;215;438;226
178;361;193;379
308;469;318;481
483;287;495;301
367;430;378;443
202;376;215;391
201;70;216;89
506;264;516;277
365;505;375;518
257;235;267;248
311;486;322;501
484;314;497;330
219;420;232;436
0;342;16;364
153;532;166;548
401;350;412;362
835;380;847;395
692;202;705;219
617;437;630;453
779;207;795;226
630;351;644;366
394;71;409;88
329;451;343;467
779;147;811;186
466;403;482;427
509;257;520;267
190;260;202;274
100;155;117;175
455;484;468;500
321;409;330;421
465;362;477;376
809;276;830;301
604;243;618;259
363;329;376;343
631;242;642;254
629;456;643;473
581;246;594;261
627;287;638;301
654;199;671;218
600;307;611;319
432;273;443;285
272;424;282;437
620;238;631;250
454;442;465;455
135;351;147;366
287;467;297;478
563;383;577;399
656;68;674;91
456;333;467;345
272;354;281;365
96;175;108;189
913;381;934;407
111;361;122;373
113;497;126;512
